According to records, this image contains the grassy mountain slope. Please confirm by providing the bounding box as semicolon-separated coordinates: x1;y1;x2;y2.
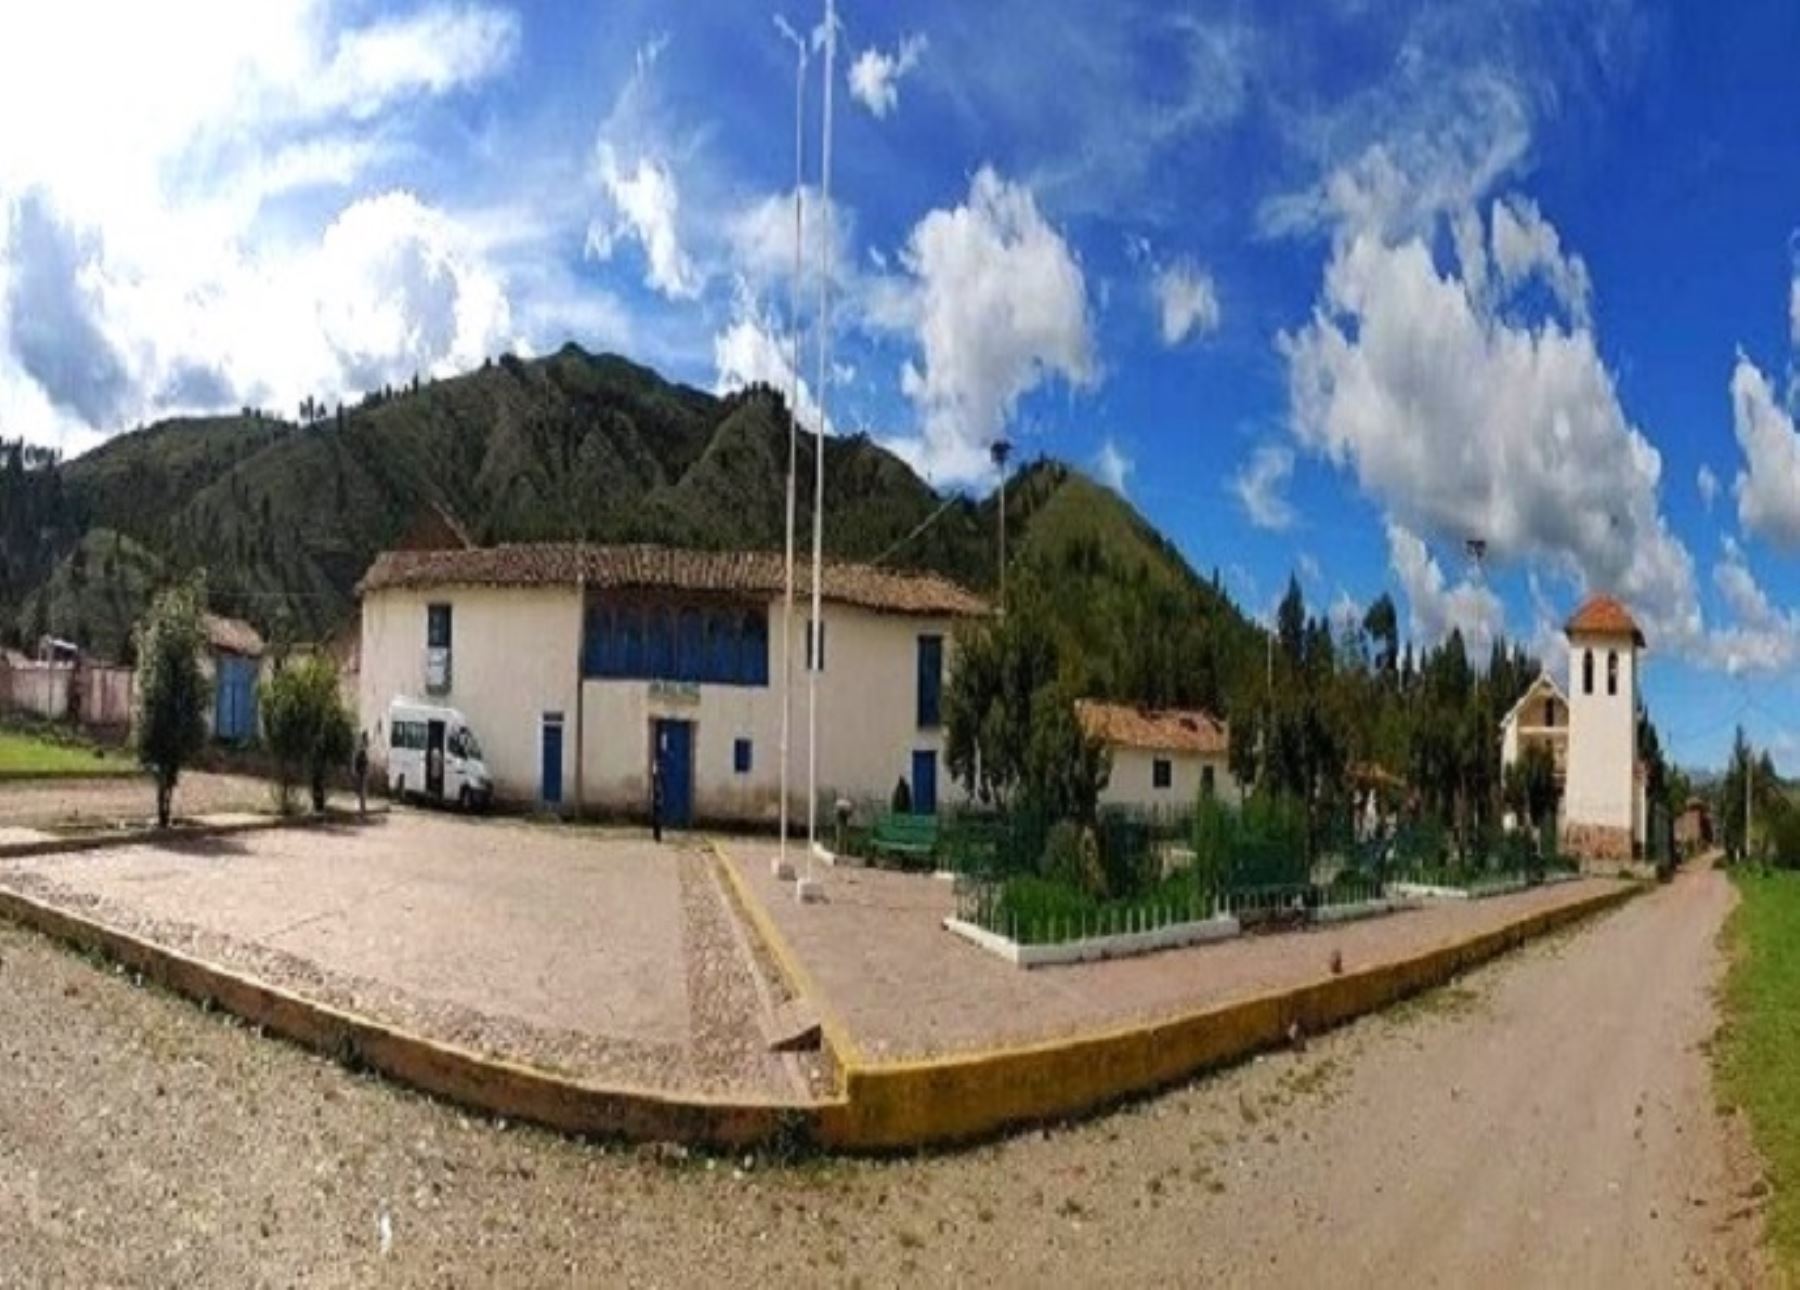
6;346;1259;698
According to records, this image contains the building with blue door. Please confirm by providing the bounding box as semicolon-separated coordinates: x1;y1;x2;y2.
357;543;986;824
201;614;266;743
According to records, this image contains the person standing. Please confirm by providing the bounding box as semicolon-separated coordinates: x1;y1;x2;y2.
353;732;370;815
650;736;665;843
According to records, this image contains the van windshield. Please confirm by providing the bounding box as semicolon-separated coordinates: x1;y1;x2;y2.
460;729;483;761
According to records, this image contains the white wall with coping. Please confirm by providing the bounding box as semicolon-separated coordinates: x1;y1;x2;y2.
943;913;1241;968
360;584;967;819
359;584;582;803
1098;745;1242;814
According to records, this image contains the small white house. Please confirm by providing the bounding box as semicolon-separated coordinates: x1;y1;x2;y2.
1077;700;1241;815
1499;594;1646;861
356;543;985;826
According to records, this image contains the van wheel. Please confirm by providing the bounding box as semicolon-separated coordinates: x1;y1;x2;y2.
459;786;472;812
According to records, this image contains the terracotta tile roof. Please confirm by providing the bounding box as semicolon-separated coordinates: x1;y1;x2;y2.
1075;700;1229;756
356;543;988;618
1564;594;1645;645
203;613;265;658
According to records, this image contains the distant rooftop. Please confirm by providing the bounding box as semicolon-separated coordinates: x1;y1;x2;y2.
203;613;265;658
1564;594;1645;646
357;543;987;619
1076;700;1229;756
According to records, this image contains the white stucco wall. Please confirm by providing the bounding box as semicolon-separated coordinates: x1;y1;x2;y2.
1564;632;1639;836
360;584;966;820
1097;746;1240;816
359;585;582;803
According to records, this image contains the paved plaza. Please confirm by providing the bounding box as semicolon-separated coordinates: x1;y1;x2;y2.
721;845;1623;1061
0;812;801;1098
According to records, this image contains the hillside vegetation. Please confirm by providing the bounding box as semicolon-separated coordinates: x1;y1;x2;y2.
0;345;1255;697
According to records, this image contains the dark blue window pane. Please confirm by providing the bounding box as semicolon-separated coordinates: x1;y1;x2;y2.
708;613;737;683
733;738;753;774
647;610;672;678
583;607;611;677
916;635;943;728
677;608;703;681
621;608;644;676
742;611;769;686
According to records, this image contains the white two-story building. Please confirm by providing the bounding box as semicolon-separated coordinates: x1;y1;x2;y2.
356;543;984;827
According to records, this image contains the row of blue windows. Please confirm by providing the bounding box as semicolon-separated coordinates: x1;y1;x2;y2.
583;604;770;686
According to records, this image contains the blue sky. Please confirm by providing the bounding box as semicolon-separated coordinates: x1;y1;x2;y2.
7;1;1800;771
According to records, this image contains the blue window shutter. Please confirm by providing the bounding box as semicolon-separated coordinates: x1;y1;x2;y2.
648;609;672;678
734;738;753;774
744;611;769;685
916;635;943;728
677;608;703;681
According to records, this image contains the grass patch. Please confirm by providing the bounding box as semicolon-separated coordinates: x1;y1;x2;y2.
0;727;137;777
1718;869;1800;1272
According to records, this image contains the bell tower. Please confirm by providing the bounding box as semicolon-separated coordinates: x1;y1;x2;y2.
1562;595;1644;861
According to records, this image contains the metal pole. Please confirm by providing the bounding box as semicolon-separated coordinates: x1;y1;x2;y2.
774;15;807;879
805;0;836;879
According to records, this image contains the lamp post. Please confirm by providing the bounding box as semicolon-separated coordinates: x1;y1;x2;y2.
799;0;837;905
991;438;1012;613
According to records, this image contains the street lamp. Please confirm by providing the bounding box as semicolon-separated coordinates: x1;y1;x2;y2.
991;439;1012;613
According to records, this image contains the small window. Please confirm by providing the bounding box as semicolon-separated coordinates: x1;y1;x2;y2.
733;738;753;775
1607;650;1619;697
1201;765;1216;798
805;617;826;672
917;635;943;729
1153;758;1173;790
1582;649;1594;695
427;603;452;649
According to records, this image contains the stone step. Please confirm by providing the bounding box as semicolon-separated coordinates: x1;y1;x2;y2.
761;997;822;1053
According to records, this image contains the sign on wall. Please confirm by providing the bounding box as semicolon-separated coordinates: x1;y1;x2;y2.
648;679;701;705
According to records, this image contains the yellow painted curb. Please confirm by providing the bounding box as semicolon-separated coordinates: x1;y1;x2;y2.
0;883;830;1149
707;838;862;1067
814;882;1640;1150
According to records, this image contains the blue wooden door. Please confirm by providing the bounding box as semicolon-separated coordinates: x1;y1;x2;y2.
215;656;255;742
911;749;938;816
540;714;564;806
655;719;694;827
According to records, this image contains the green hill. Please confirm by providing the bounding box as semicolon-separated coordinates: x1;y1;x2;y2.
2;345;1261;714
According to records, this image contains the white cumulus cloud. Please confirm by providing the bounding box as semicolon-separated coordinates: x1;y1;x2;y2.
1094;438;1132;494
1153;259;1221;346
1385;523;1506;659
886;167;1093;484
1729;353;1800;548
1282;196;1703;655
848;34;927;119
588;145;699;301
1232;443;1296;530
712;297;828;437
1697;464;1719;511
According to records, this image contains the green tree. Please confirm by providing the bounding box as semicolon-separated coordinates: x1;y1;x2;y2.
261;655;355;813
133;581;211;827
945;574;1061;809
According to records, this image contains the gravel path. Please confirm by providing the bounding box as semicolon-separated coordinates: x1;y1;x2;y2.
0;859;1766;1286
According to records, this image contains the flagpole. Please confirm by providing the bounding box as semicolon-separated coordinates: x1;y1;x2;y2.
804;0;836;894
773;14;807;881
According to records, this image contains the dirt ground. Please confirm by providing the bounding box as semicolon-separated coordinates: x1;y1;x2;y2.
0;771;286;830
0;859;1765;1287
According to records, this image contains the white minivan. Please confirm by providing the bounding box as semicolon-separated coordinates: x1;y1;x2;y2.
386;699;493;811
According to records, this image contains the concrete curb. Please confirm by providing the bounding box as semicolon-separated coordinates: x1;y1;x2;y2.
0;808;387;861
0;881;828;1149
709;841;862;1067
943;912;1242;967
816;882;1639;1150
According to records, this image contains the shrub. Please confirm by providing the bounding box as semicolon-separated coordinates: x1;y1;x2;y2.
889;775;912;815
133;582;211;827
261;655;354;813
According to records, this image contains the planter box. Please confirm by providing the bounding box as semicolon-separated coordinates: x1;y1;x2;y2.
1309;894;1422;924
943;911;1240;969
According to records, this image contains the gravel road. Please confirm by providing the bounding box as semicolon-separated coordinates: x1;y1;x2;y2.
0;862;1766;1287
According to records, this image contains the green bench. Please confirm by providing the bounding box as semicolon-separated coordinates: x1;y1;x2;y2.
871;812;939;862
